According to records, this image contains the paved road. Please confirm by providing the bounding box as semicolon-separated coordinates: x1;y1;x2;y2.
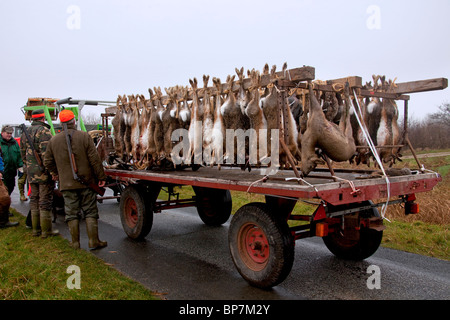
11;188;449;300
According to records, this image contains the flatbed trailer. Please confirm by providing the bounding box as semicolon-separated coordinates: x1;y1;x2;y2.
104;165;441;288
99;66;447;288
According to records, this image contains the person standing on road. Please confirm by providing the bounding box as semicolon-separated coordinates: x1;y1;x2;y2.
44;109;107;249
20;109;59;238
0;153;19;228
0;125;24;195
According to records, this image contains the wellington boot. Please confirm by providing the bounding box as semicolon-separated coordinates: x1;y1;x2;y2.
40;210;59;238
86;217;107;250
20;192;28;201
67;220;80;249
31;210;41;237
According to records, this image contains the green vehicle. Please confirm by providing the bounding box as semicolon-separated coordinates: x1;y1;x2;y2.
20;97;120;204
21;97;113;136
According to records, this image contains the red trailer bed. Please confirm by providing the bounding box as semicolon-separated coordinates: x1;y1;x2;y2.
105;166;441;206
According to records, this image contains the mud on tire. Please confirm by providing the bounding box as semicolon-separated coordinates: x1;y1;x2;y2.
119;185;153;240
228;202;294;289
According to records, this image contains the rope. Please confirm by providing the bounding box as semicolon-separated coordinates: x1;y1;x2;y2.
421;167;441;178
246;175;269;193
285;177;319;195
331;175;361;195
332;82;345;93
352;89;391;221
284;69;292;81
273;84;281;93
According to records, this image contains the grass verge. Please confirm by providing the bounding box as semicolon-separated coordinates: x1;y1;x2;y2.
382;220;448;260
0;210;159;300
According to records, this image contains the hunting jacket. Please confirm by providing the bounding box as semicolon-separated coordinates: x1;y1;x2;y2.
20;121;53;184
44;123;106;191
0;134;23;181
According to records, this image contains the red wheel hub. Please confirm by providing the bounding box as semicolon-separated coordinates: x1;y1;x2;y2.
238;223;270;271
124;198;138;228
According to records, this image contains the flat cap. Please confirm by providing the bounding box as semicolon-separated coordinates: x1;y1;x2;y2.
32;109;45;118
1;125;13;133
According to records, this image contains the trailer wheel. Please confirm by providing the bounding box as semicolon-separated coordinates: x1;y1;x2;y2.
228;202;294;288
193;187;232;226
323;201;383;260
119;185;153;240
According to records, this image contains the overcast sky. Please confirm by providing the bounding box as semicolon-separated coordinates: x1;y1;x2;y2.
1;0;449;126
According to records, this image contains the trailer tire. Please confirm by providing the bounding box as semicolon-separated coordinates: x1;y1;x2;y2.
119;185;153;240
323;201;383;260
193;187;232;226
228;202;294;289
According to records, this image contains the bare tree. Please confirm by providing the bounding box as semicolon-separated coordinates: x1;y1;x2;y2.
406;102;450;149
82;112;102;125
429;102;450;128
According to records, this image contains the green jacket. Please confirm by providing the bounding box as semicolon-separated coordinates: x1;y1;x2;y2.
0;135;23;181
20;121;53;184
44;123;106;191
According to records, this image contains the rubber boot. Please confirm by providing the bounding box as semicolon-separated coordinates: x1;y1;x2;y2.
20;190;28;202
67;220;80;249
18;175;28;201
86;217;107;250
31;210;41;237
40;210;59;238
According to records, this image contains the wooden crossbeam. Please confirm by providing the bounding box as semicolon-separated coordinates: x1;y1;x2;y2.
108;74;447;112
274;76;361;93
188;66;315;100
392;78;448;94
359;90;410;101
115;66;315;106
326;76;362;88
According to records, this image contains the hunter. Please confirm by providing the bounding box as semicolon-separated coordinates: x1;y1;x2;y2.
44;109;107;249
20;109;59;238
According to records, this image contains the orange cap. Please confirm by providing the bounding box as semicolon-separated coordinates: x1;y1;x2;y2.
59;109;75;123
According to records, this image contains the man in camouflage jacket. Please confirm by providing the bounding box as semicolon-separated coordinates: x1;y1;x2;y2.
20;109;59;238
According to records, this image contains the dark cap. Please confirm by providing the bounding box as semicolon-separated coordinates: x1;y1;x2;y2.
1;125;14;133
32;109;45;119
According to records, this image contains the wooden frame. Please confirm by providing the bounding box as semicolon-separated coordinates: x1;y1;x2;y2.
103;66;447;176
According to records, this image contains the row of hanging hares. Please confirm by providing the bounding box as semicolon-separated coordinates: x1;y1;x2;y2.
110;63;401;176
110;62;295;170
